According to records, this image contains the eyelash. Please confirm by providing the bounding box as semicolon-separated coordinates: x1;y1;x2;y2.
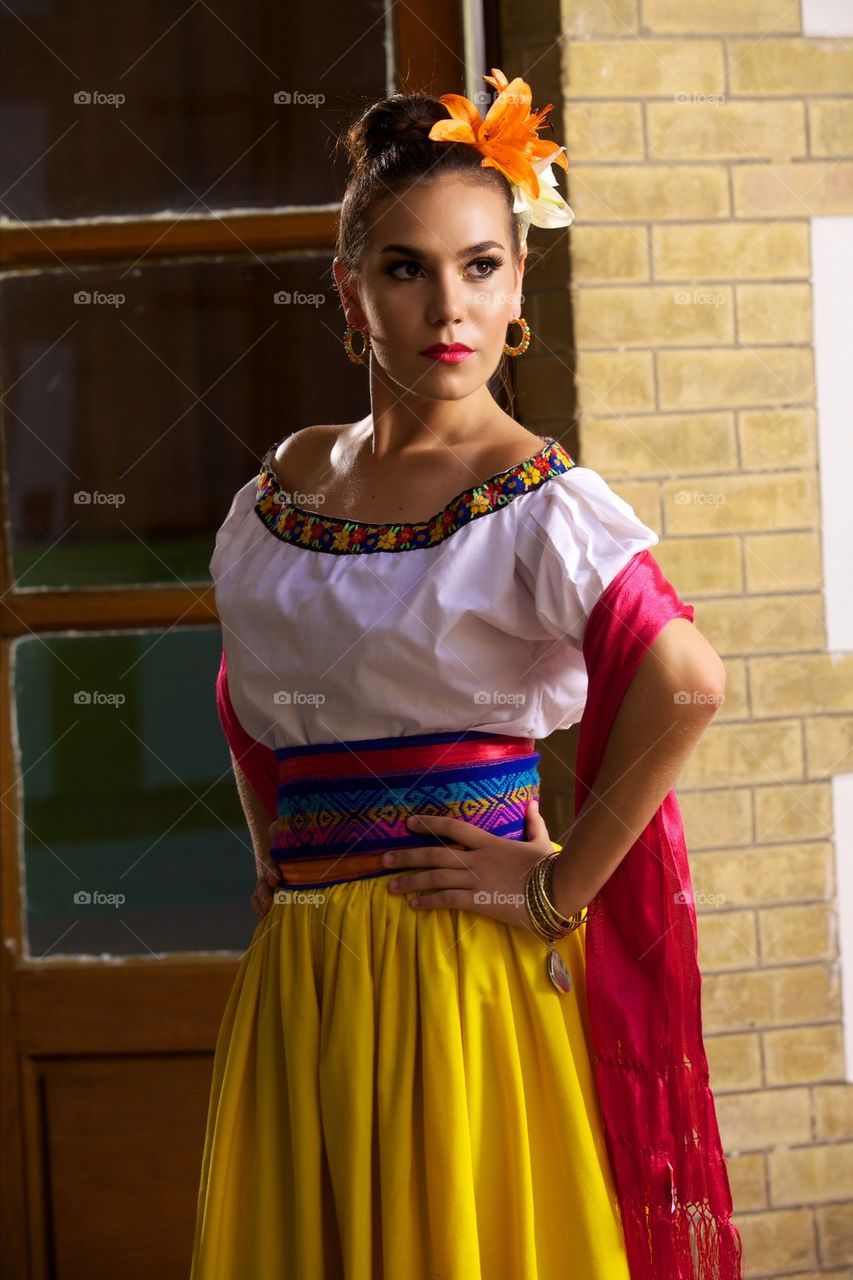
384;255;504;281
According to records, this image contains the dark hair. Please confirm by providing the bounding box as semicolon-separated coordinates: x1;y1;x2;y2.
335;93;523;283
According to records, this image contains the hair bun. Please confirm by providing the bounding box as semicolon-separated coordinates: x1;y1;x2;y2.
343;94;449;174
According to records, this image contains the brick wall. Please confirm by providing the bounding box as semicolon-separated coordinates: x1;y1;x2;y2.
501;1;853;1275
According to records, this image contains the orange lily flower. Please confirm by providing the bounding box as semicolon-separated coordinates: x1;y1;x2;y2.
427;66;569;203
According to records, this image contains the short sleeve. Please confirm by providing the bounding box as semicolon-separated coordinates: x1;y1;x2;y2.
209;476;257;583
514;467;659;650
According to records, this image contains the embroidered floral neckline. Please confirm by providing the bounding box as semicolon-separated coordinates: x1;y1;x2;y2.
254;435;576;555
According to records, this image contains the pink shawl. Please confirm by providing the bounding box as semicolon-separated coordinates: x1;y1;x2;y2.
578;548;743;1277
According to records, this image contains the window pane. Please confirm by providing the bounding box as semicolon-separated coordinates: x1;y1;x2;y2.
14;625;258;958
1;0;388;220
2;252;366;588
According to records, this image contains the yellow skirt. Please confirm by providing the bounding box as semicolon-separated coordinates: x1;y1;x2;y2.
190;874;631;1279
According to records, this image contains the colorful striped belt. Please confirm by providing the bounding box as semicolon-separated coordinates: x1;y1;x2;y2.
270;729;543;889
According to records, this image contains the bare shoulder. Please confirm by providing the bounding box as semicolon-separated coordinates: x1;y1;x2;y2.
273;424;336;468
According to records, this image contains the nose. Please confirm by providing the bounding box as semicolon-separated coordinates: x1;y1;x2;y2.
425;266;465;328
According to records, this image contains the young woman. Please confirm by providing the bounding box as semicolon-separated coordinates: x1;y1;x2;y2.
190;69;744;1280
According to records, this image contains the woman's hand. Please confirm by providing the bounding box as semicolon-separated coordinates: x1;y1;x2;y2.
384;799;557;934
250;819;282;920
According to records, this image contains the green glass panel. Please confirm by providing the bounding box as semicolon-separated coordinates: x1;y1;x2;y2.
14;625;260;957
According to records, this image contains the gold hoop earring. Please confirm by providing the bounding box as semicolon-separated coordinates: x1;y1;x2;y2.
343;324;370;365
503;316;531;357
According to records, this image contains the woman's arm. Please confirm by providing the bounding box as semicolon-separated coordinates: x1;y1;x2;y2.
550;618;725;917
230;749;281;916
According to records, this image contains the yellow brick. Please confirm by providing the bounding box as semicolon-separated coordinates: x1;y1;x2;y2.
816;1201;853;1266
759;904;834;964
706;1031;763;1091
679;785;753;849
729;38;853;96
764;1025;846;1086
698;908;758;970
575;350;655;413
569;164;728;221
570;225;649;283
727;1151;767;1210
752;655;853;717
702;964;840;1034
815;1085;853;1141
716;1086;811;1150
700;594;824;657
690;842;833;907
648;100;806;160
563;0;638;36
744;532;822;593
805;714;853;776
652;220;810;280
755;782;833;843
582;412;737;477
739;409;818;471
658;347;815;411
736;1208;817;1272
733;161;853;217
642;0;800;33
568;39;724;96
682;719;803;787
574;283;733;347
564;102;644;160
655;536;743;597
809;99;853;159
770;1142;853;1206
736;283;813;345
663;471;817;535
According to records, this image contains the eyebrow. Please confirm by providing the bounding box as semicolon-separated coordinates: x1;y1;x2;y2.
379;241;505;258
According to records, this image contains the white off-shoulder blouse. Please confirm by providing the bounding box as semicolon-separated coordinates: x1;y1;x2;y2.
210;435;659;749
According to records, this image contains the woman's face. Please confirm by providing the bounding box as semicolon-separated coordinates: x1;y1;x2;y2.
334;175;526;401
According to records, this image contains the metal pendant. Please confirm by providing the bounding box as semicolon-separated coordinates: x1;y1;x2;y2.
547;945;572;993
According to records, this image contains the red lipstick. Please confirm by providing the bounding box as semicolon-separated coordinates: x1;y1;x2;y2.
420;343;474;364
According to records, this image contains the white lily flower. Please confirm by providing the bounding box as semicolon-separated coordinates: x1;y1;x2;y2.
512;147;575;241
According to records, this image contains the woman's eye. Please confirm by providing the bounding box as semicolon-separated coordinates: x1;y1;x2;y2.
386;257;503;280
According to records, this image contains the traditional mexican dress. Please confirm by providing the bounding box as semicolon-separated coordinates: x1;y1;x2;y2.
189;434;713;1279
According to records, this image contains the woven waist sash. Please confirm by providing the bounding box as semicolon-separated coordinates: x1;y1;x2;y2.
269;729;542;888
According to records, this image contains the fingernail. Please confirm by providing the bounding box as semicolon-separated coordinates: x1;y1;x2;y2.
407;815;421;829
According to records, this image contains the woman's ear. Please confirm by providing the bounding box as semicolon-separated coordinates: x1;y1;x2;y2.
332;256;365;329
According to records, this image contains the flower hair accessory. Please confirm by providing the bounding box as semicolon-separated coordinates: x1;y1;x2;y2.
427;67;575;244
